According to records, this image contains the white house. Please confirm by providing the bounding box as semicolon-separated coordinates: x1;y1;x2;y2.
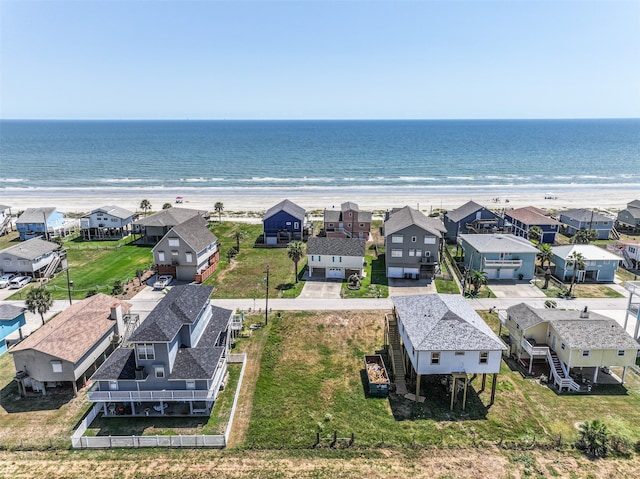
307;237;366;279
80;205;136;240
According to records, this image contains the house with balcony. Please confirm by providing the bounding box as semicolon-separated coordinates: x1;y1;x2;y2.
558;209;613;240
88;285;239;417
323;202;372;240
15;207;79;241
458;233;538;280
262;199;306;245
623;281;640;340
386;294;506;408
152;216;220;283
551;244;621;283
383;206;446;280
80;205;136;240
11;295;133;396
501;303;640;392
504;206;561;244
0;237;61;279
0;305;26;355
0;204;12;237
443;201;503;242
134;207;206;244
307;237;366;279
617;200;640;233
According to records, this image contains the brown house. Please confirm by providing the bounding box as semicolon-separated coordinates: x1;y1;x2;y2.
323;202;372;240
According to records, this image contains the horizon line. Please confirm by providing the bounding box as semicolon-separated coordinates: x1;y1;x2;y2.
1;117;639;122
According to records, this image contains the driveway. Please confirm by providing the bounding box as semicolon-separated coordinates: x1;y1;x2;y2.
388;278;437;297
488;281;547;299
298;278;343;299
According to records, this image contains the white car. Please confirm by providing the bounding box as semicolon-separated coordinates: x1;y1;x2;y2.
0;274;16;288
8;276;32;289
153;275;173;290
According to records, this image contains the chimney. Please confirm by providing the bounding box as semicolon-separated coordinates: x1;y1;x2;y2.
110;303;125;338
580;306;589;319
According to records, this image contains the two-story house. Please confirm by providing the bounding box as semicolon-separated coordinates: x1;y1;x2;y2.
152;216;219;283
262;199;306;245
383;206;446;280
323;202;372;240
15;207;79;241
0;237;61;278
504;206;561;244
89;285;236;417
306;237;366;279
443;201;503;242
558;209;613;240
134;207;206;244
551;244;621;283
0;204;12;237
80;205;136;240
0;304;26;355
458;233;538;280
617;200;640;232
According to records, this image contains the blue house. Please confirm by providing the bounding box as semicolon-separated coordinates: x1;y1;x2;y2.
89;285;241;417
558;209;613;240
459;233;539;280
504;206;561;244
551;245;621;283
444;201;502;242
0;304;26;355
262;199;306;245
15;207;78;241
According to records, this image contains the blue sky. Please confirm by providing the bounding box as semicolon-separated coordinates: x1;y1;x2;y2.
1;1;639;119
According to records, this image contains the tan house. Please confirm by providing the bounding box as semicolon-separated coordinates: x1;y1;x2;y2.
323;202;372;240
11;294;133;396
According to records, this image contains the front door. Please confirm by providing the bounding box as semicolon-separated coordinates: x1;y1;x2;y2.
551;335;556;350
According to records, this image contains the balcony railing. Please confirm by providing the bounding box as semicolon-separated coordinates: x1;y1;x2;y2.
483;258;522;268
520;337;549;356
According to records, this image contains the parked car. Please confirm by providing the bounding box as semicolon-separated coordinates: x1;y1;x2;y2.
153;275;173;290
8;276;32;289
0;273;16;288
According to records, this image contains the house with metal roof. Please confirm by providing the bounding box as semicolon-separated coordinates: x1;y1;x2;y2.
152;215;219;283
0;237;61;278
443;200;503;242
0;304;26;355
458;233;538;280
15;207;79;241
386;294;506;409
504;206;561;244
551;244;621;283
80;205;137;240
306;237;366;279
88;285;237;417
134;207;207;244
262;199;306;245
323;202;372;240
558;209;614;240
501;303;640;392
11;294;132;396
383;206;446;280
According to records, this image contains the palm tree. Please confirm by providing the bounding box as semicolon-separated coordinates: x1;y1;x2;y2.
287;241;305;284
25;285;53;326
468;269;488;294
572;228;598;244
528;225;542;243
566;251;585;294
140;199;151;217
233;229;244;252
214;202;224;223
536;243;553;268
577;419;609;457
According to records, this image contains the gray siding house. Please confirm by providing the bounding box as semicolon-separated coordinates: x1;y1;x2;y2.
134;208;206;244
444;201;502;242
88;285;236;417
558;209;613;240
617;200;640;231
551;244;621;283
0;237;61;278
384;206;446;279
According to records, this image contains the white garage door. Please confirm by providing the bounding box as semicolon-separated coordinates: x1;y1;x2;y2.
486;269;499;279
499;268;514;279
387;267;403;278
327;268;344;279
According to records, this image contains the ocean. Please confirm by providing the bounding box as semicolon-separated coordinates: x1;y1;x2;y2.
1;119;639;198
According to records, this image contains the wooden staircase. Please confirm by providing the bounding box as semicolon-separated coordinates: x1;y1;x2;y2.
386;314;407;394
548;350;565;380
547;349;580;392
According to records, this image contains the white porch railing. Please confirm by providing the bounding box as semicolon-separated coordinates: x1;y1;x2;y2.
521;338;549;357
483;258;522;268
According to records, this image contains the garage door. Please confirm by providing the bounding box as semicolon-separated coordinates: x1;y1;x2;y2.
327;268;344;279
387;267;403;278
498;268;514;279
486;269;498;279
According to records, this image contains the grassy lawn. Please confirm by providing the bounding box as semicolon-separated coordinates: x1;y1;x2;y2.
532;278;625;299
245;310;640;449
0;231;19;250
341;253;389;298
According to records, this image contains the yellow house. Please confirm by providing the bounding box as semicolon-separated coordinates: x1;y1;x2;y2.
501;303;639;392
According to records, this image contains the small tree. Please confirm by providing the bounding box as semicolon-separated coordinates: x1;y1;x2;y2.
577;419;609;457
567;251;585;294
162;203;172;210
287;241;305;284
214;202;224;223
528;225;542;243
25;285;53;326
111;279;124;296
234;229;244;252
469;269;488;294
140;199;152;217
572;228;598;244
537;243;553;268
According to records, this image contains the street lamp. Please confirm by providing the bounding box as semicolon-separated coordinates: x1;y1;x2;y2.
263;265;269;326
60;250;72;305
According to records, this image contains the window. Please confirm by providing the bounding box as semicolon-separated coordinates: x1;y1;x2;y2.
339;257;342;262
479;351;489;364
392;235;404;243
186;380;196;390
19;260;29;266
455;351;465;356
561;343;566;350
431;352;440;364
348;212;352;217
391;249;403;257
51;360;63;373
618;350;626;357
411;236;417;242
168;238;180;247
154;366;165;379
294;222;299;229
359;223;364;228
171;250;179;256
348;223;352;228
185;252;193;262
311;255;314;261
3;259;10;267
109;380;119;391
424;251;430;257
582;350;590;357
158;251;165;262
409;249;415;257
137;344;155;360
329;223;334;227
424;236;436;245
286;221;291;226
332;256;335;262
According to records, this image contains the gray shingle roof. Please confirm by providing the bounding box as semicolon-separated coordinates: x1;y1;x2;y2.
629;200;640;209
385;206;446;237
128;285;214;343
0;237;60;260
560;209;612;223
0;304;26;321
264;199;305;221
622;206;640;220
324;203;372;223
324;210;341;222
90;348;136;380
445;201;484;223
341;202;359;212
86;205;135;220
169;347;224;380
459;234;539;254
393;294;506;351
134;208;204;227
307;237;366;257
15;207;57;224
0;205;10;211
506;303;546;330
163;216;218;253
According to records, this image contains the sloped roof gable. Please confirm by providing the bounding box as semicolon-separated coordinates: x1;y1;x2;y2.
385;206;445;237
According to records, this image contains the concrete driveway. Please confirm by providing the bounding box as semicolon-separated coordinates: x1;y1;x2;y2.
488;281;547;298
298;279;343;299
388;278;437;297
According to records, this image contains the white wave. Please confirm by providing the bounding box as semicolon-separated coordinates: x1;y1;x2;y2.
0;178;25;183
99;178;147;183
180;178;209;182
397;176;437;181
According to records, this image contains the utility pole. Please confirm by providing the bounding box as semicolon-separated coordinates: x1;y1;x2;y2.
264;265;269;326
